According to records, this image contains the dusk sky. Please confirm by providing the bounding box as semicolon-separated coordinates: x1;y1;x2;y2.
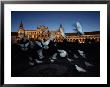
11;11;100;33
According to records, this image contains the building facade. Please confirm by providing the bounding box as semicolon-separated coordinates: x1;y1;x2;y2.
65;32;100;43
17;21;65;42
12;21;100;44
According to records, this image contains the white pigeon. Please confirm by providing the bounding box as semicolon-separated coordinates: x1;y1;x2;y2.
37;49;44;59
29;61;35;66
43;45;49;49
50;59;55;63
41;34;55;49
67;58;73;62
41;39;50;46
34;59;43;64
78;50;85;57
51;53;57;60
85;61;93;67
19;42;29;51
74;54;79;59
75;65;86;72
49;53;57;63
58;50;67;57
76;22;84;35
35;41;42;47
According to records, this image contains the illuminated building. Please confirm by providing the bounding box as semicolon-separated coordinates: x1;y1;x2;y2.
17;21;64;42
11;21;100;43
65;31;100;43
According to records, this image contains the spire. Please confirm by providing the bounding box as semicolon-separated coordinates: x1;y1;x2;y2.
60;24;63;28
59;24;64;32
19;20;24;29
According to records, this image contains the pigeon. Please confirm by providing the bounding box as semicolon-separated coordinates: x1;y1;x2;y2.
50;59;55;63
35;41;42;47
85;61;93;67
78;50;85;58
75;64;86;72
58;50;67;57
74;54;79;59
19;42;29;51
67;58;74;62
34;59;43;64
51;53;57;60
41;39;50;46
37;49;44;59
29;61;35;66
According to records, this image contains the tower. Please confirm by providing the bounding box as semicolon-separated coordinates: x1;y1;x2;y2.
59;24;64;33
18;21;25;39
60;24;63;28
59;24;65;38
19;20;24;29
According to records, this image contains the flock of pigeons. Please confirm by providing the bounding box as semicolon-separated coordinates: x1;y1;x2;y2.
17;31;93;73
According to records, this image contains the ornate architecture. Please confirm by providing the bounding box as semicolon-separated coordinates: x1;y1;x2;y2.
65;31;100;43
17;21;64;42
11;21;100;44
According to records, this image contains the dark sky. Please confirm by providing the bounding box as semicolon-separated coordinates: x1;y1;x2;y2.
11;11;100;33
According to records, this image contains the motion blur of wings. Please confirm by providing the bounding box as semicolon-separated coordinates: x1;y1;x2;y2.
19;42;29;51
35;41;42;47
73;22;84;35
